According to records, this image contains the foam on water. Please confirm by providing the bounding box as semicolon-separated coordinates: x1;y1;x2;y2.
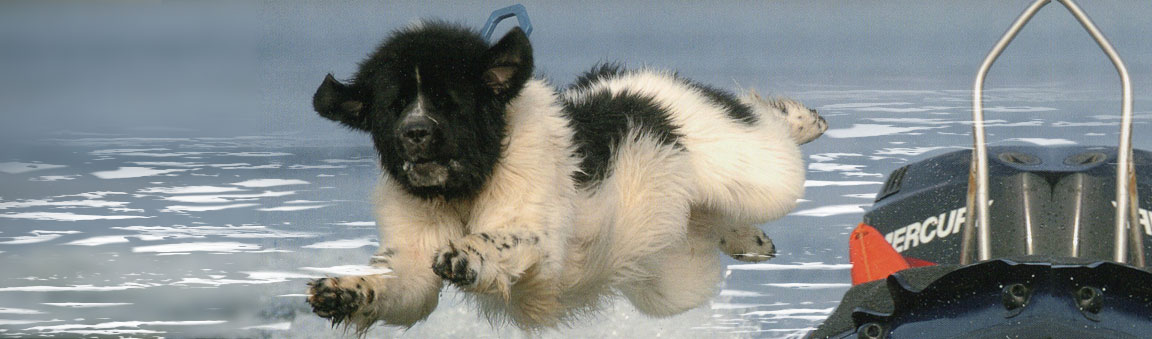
137;186;246;194
1005;137;1077;146
0;212;150;221
41;303;132;308
0;283;154;292
256;204;330;211
132;242;261;253
728;262;852;271
824;124;945;138
791;204;867;217
161;203;260;213
804;180;883;187
0;308;44;315
230;179;310;188
300;265;392;276
162;191;295;203
91;167;190;179
302;238;376;249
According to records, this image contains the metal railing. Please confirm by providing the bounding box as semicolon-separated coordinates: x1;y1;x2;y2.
962;0;1143;266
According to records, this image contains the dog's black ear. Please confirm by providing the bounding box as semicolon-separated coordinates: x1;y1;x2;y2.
313;74;368;130
483;27;533;102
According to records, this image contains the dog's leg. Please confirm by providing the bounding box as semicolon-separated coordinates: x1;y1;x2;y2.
308;181;463;331
694;209;776;262
619;217;724;316
426;101;581;327
432;230;547;295
432;229;565;327
596;135;695;280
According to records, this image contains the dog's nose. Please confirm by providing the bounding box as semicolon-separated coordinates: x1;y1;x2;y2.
399;117;436;150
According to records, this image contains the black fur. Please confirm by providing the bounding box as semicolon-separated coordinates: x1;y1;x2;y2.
563;89;683;187
312;22;533;200
568;63;756;125
688;81;757;125
567;63;627;92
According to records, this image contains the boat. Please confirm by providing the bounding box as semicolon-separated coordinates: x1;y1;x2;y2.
809;1;1152;338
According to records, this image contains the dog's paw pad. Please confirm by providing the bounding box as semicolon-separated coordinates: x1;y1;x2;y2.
433;243;480;287
307;277;364;325
721;229;777;263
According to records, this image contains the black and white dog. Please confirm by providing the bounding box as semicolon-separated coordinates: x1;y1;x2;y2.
307;22;826;332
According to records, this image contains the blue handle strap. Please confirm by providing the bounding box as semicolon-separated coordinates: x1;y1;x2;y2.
480;4;533;42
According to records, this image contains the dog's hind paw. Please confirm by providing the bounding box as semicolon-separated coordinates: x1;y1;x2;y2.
307;277;368;326
432;242;481;288
747;91;827;145
719;226;777;262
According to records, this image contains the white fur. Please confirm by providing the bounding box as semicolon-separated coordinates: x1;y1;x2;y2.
311;72;816;332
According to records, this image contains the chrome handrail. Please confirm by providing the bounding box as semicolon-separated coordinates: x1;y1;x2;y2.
963;0;1142;266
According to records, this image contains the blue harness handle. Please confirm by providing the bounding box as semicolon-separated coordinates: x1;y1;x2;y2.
480;4;533;42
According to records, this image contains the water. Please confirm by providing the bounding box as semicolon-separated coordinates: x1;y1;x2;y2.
2;1;1150;338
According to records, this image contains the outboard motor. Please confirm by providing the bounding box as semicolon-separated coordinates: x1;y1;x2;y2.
811;1;1152;338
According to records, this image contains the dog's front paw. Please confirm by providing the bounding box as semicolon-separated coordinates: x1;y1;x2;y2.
307;277;370;325
432;242;481;288
720;227;777;262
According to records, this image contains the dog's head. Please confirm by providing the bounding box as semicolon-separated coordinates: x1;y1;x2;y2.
313;23;533;200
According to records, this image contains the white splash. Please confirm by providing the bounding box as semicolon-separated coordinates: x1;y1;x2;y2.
289;164;346;169
138;186;246;194
61;225;315;246
64;236;131;246
0;199;129;210
257;204;330;212
983;106;1057;112
162;191;295;203
322;158;375;164
30;175;80;182
129;161;249;168
0;231;81;245
42;303;132;308
717;289;768;297
0;307;44;314
170;271;318;286
332;221;376;227
222;152;293;157
728;262;852;271
808;163;865;172
762;283;851;289
809;153;862;162
1053;121;1118;127
1005;138;1077;146
805;180;883;187
791;204;867;217
825;124;944;138
26;320;228;334
243;322;291;330
91;167;189;179
161;203;259;213
230;179;310;188
132;242;261;253
739;307;835;319
0;283;153;292
0;212;150;221
301;265;392;276
302;238;376;249
818;102;912;110
875;146;963;156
